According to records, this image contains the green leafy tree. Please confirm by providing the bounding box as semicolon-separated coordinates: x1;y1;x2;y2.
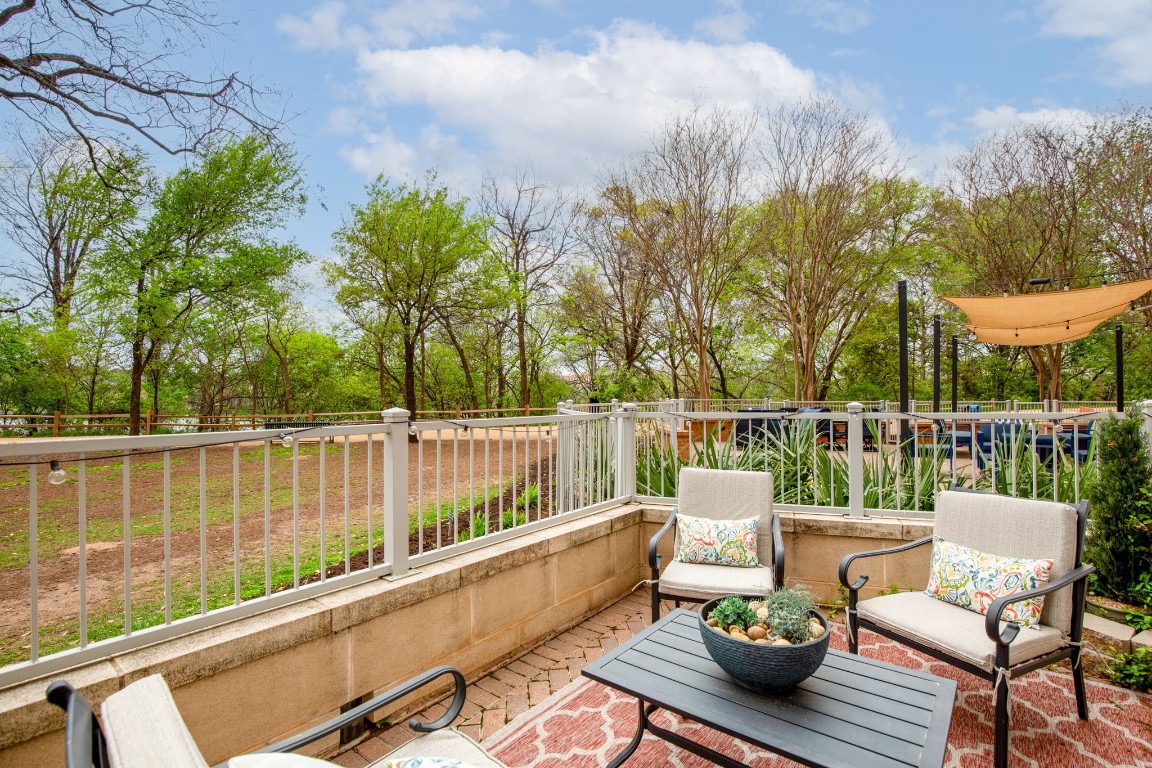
327;175;493;419
1085;410;1152;603
90;137;307;433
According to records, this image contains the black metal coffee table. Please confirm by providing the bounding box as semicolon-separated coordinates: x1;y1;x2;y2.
581;609;955;768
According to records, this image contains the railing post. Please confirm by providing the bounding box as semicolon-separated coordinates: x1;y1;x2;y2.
847;402;865;518
614;403;636;502
382;408;410;577
555;402;570;514
1141;400;1152;447
53;411;60;437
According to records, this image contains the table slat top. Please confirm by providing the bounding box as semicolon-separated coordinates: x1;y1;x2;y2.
582;609;955;768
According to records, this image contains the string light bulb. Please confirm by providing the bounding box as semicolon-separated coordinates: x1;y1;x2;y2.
47;459;67;485
279;433;294;448
408;423;418;436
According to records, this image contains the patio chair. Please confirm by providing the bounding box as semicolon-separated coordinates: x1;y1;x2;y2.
47;666;506;768
838;489;1093;768
649;467;783;622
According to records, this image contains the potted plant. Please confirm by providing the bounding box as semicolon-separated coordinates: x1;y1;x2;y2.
698;586;830;692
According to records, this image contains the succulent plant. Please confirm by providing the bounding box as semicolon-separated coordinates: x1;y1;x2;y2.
763;585;818;645
709;595;759;631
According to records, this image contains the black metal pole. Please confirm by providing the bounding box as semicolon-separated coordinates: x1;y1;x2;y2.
1116;323;1125;412
951;336;959;412
899;280;909;446
933;314;941;412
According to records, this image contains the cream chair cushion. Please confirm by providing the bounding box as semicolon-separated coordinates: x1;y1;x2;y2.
101;674;209;768
856;591;1066;673
378;728;506;767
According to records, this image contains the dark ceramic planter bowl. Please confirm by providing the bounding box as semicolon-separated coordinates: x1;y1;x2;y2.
698;595;830;693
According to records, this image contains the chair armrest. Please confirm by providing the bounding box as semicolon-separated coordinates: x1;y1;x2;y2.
771;514;785;587
837;535;933;591
648;510;678;574
252;665;467;755
984;564;1096;645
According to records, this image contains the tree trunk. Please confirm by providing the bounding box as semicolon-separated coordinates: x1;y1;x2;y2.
517;308;530;411
403;334;418;440
376;341;387;408
128;339;145;435
440;316;479;411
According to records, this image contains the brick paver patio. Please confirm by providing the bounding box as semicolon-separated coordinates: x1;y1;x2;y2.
328;588;659;767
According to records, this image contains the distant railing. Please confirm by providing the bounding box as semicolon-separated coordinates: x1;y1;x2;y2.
0;407;564;437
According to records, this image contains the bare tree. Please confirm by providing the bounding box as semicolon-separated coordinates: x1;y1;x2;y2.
0;135;145;321
608;105;756;402
482;169;573;412
0;0;282;170
935;122;1105;400
563;192;660;396
751;97;928;401
1080;107;1152;319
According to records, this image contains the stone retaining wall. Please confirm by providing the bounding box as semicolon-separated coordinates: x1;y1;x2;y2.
0;505;934;767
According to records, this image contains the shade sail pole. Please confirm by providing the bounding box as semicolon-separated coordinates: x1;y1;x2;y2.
933;315;941;412
1117;324;1125;412
951;336;959;412
899;280;909;446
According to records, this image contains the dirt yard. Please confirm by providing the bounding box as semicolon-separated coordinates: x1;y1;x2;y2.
0;428;558;662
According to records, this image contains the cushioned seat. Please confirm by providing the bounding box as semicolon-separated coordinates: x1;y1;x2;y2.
856;591;1066;672
657;559;776;602
380;727;504;767
648;467;783;621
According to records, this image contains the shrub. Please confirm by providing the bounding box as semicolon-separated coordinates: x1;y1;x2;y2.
1105;646;1152;691
1084;409;1152;604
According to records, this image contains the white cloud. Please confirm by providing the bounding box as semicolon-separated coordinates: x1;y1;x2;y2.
278;0;486;51
1038;0;1152;84
344;22;819;185
966;105;1095;133
276;1;361;51
695;0;756;43
786;0;872;34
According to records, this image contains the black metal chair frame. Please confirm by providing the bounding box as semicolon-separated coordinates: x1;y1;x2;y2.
47;665;469;768
837;492;1093;768
649;511;785;622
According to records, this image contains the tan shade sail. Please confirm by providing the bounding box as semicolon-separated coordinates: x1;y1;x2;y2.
942;278;1152;346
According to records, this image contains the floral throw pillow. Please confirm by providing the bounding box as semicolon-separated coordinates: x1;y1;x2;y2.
674;513;760;568
924;537;1054;628
380;759;476;768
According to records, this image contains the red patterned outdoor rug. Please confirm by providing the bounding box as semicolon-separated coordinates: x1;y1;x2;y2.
484;626;1152;768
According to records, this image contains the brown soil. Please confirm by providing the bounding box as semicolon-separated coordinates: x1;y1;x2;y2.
0;428;557;655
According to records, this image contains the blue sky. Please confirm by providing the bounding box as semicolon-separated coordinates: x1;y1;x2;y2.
9;1;1152;312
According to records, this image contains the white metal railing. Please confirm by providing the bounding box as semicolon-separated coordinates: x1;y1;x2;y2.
631;404;1118;518
0;398;1142;685
0;409;623;686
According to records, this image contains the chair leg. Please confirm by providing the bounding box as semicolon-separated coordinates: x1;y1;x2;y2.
993;675;1010;768
650;585;661;624
1072;648;1090;720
